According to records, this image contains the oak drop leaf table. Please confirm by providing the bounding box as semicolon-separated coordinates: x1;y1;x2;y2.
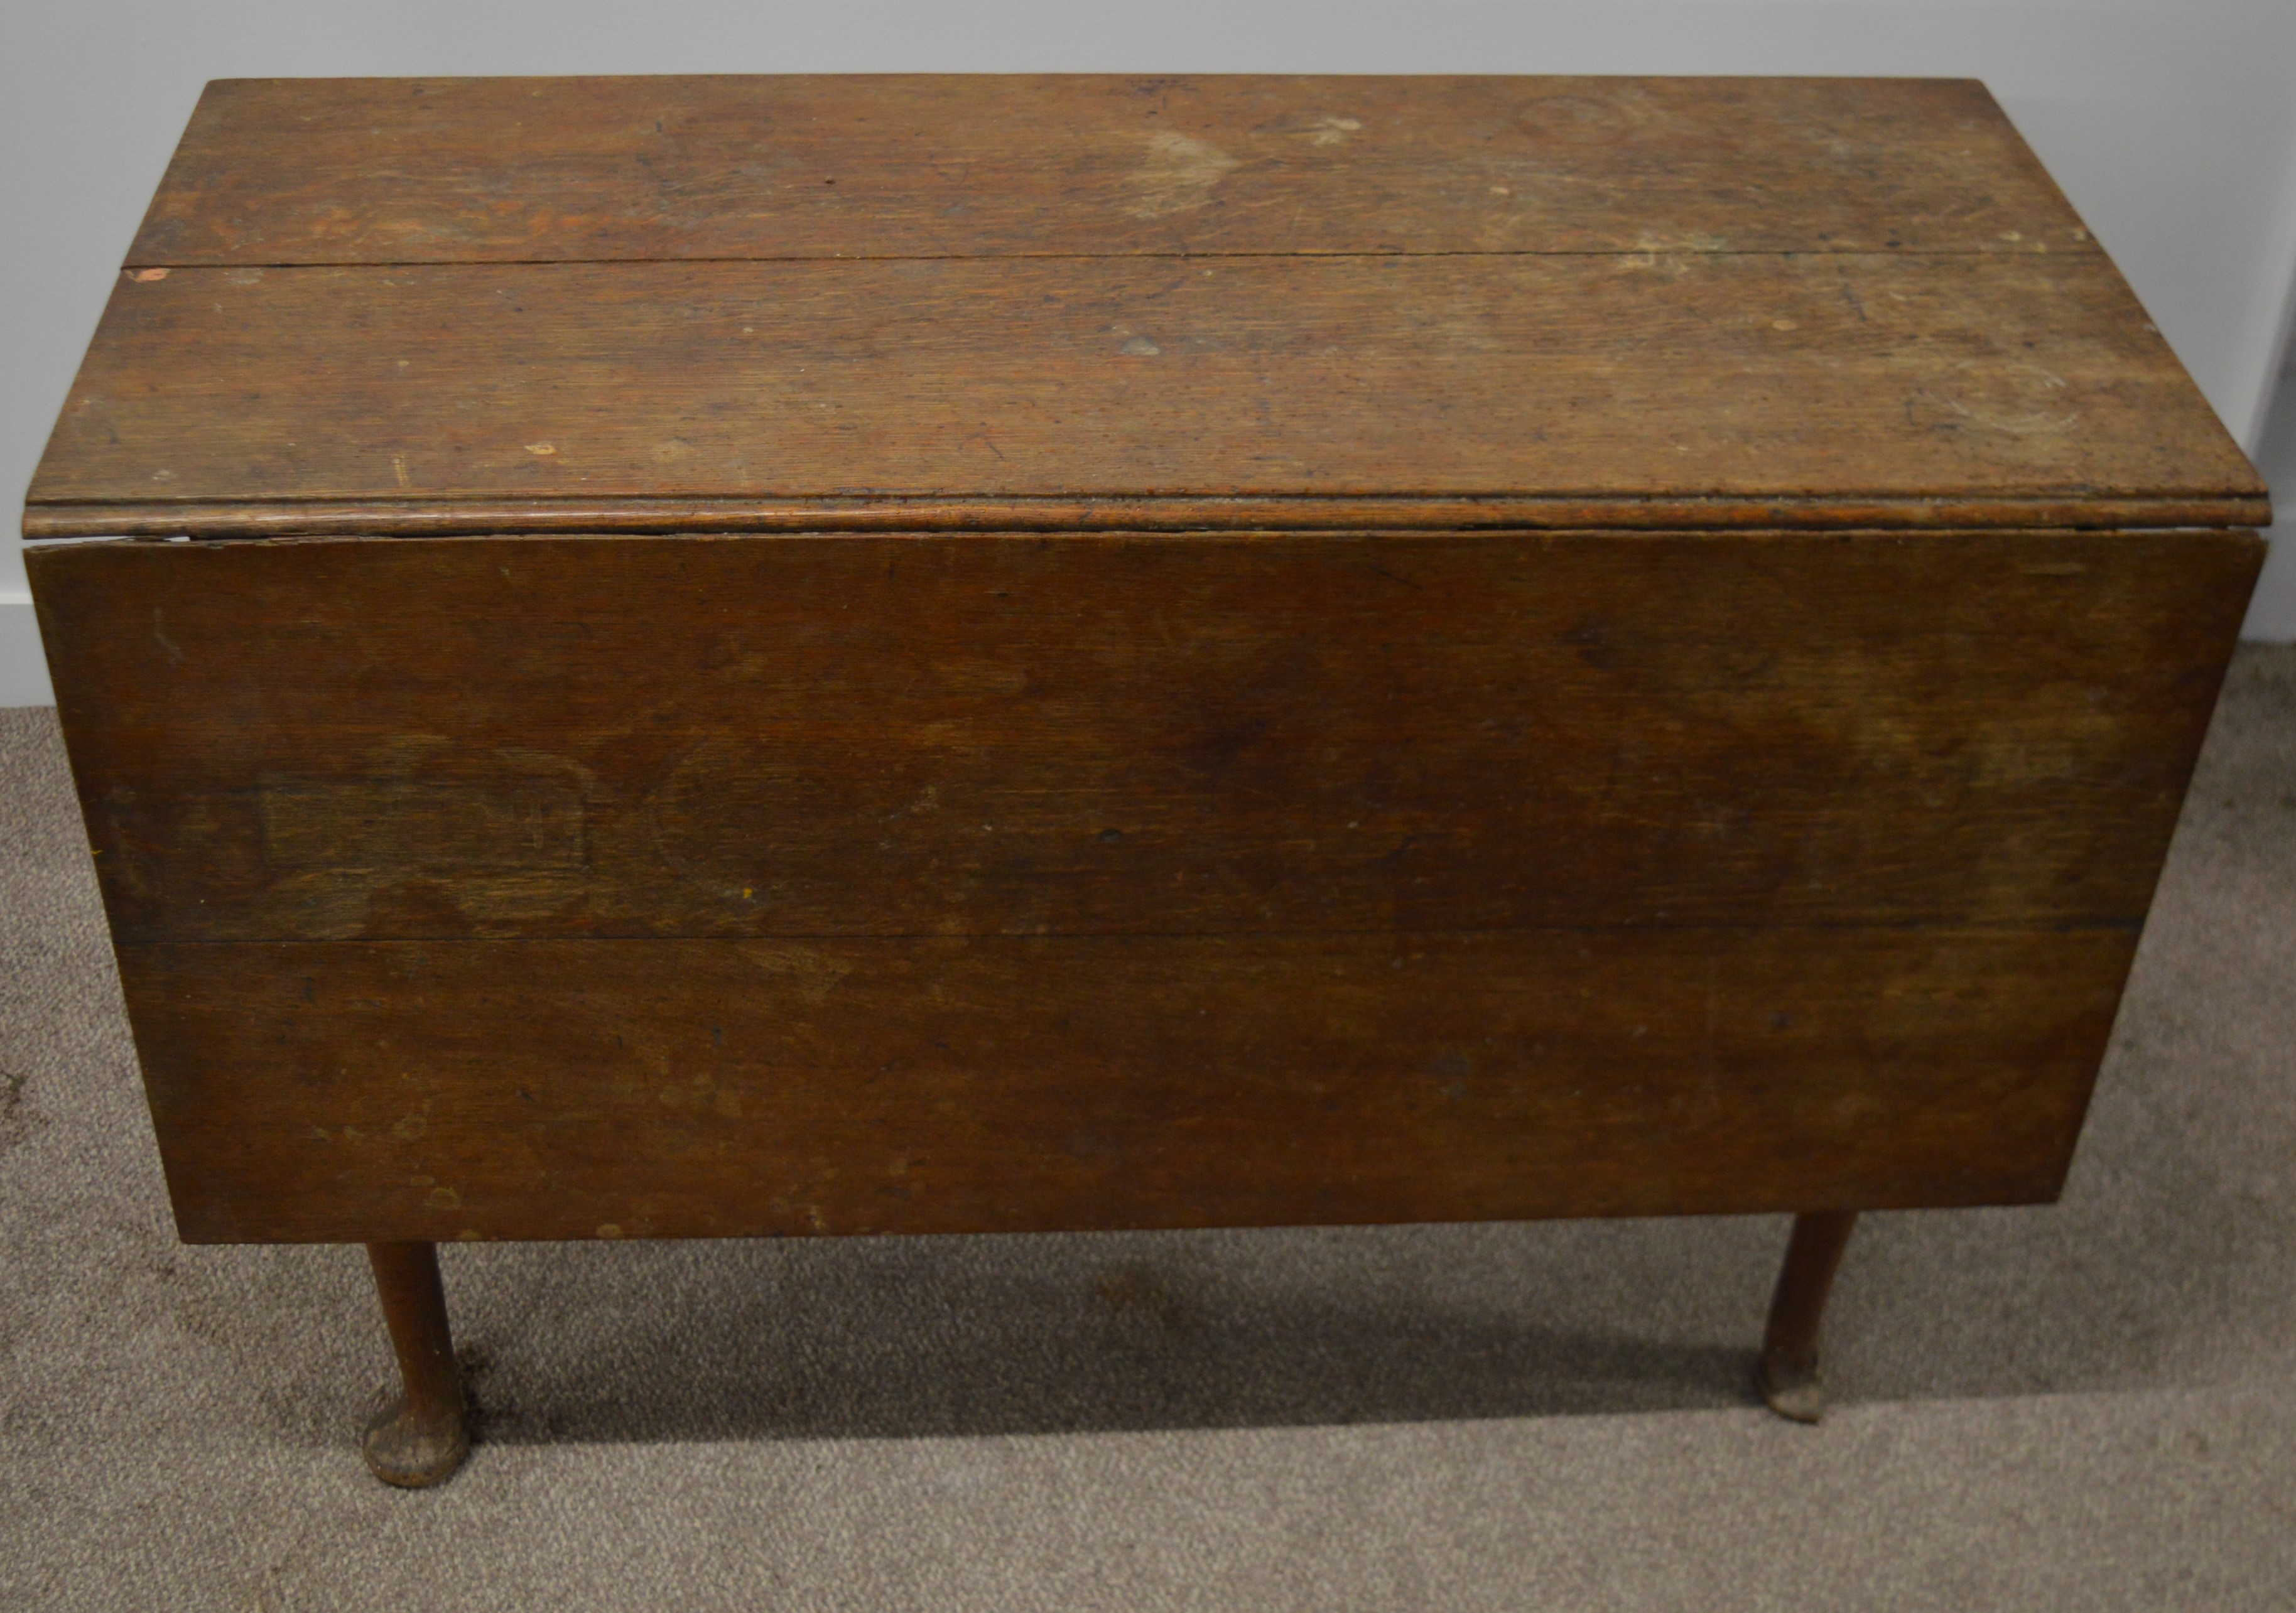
25;75;2268;1486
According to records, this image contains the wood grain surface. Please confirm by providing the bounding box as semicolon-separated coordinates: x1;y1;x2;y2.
31;527;2256;947
127;76;2091;266
19;491;2276;542
22;76;2267;1249
26;252;2261;519
124;927;2131;1244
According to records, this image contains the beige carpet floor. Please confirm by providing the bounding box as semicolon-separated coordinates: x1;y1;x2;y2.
2;647;2292;1610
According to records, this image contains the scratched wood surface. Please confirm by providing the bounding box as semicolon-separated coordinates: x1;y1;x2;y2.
26;253;2262;520
127;76;2089;266
34;523;2255;1240
26;74;2265;534
28;529;2259;946
20;76;2269;1248
124;928;2133;1244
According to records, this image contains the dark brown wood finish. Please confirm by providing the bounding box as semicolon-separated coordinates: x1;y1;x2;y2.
30;75;2262;536
129;76;2089;266
28;529;2258;947
30;252;2259;525
18;491;2276;542
129;931;2122;1244
361;1241;468;1486
31;521;2253;1245
1760;1211;1860;1422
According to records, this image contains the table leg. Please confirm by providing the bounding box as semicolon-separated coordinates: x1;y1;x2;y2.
1758;1211;1858;1423
361;1240;470;1487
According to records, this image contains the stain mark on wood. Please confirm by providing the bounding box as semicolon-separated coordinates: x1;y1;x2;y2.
1122;131;1242;218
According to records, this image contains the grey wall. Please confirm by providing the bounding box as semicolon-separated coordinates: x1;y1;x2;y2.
7;0;2296;704
2250;352;2296;639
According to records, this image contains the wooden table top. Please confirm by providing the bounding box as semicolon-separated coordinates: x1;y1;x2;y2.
24;75;2266;539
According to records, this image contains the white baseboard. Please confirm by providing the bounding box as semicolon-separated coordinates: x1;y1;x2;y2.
0;596;55;707
2248;529;2296;643
2241;356;2296;642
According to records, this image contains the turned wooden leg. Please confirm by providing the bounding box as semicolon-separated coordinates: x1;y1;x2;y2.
1758;1211;1858;1424
362;1241;469;1487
